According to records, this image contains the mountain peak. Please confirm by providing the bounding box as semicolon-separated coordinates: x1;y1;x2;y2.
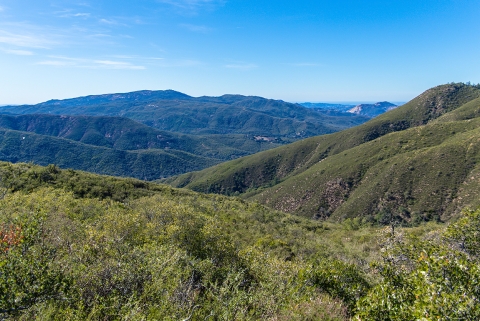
38;90;192;107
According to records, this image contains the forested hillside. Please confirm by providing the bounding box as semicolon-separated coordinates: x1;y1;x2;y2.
0;92;370;179
0;90;368;138
0;114;289;179
167;83;480;223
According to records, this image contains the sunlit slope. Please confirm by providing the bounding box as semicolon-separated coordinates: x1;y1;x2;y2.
167;83;480;222
251;119;480;222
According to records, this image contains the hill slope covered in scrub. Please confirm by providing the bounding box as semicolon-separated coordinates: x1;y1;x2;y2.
1;161;479;320
167;83;480;223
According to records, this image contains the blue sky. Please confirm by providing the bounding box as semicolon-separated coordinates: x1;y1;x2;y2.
0;0;478;104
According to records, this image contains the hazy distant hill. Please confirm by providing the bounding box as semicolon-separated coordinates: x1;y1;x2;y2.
299;102;355;112
347;101;397;117
0;91;369;138
166;83;480;223
301;101;398;118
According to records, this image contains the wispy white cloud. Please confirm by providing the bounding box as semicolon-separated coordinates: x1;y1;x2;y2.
289;62;323;67
3;49;34;55
36;55;145;70
47;55;84;61
86;33;112;38
57;11;91;18
99;18;118;25
94;60;145;69
0;30;55;48
37;60;75;66
110;55;164;61
224;63;257;70
180;23;212;33
157;0;225;13
0;6;4;12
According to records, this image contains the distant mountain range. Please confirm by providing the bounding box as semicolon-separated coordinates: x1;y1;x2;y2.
0;91;370;179
166;83;480;224
0;91;368;137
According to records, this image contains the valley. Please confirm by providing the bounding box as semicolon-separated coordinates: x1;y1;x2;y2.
0;91;369;179
1;82;480;320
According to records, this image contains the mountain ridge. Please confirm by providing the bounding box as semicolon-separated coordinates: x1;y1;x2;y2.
0;90;371;177
166;83;480;223
0;91;369;138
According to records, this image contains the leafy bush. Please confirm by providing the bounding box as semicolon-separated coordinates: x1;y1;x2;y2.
355;208;480;320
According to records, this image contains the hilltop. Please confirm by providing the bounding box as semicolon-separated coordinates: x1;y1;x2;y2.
167;83;480;224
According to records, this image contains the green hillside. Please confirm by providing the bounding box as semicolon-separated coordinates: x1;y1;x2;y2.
0;93;370;179
0;129;221;180
0;114;284;160
1;161;479;320
167;83;480;223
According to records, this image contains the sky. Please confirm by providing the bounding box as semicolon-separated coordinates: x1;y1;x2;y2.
0;0;479;104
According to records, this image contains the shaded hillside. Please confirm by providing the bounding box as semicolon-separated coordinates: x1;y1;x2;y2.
0;90;369;138
0;129;220;180
167;83;480;223
0;114;282;160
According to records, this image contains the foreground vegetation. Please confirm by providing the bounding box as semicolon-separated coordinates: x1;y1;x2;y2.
1;163;479;320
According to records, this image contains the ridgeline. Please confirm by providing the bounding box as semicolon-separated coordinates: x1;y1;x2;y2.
167;83;480;224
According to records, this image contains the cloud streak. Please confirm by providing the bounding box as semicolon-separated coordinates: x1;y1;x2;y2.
36;55;146;70
289;63;323;67
157;0;225;13
37;60;75;66
0;30;55;48
3;49;34;55
94;60;145;69
54;9;91;18
99;18;119;25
